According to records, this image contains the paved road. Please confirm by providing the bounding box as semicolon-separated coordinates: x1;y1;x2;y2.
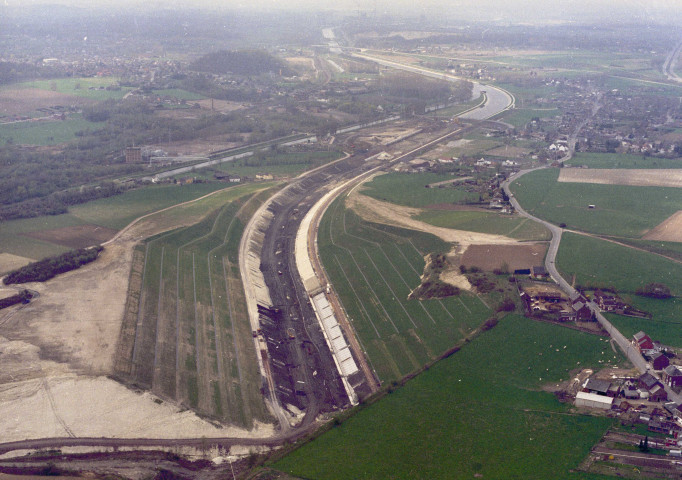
663;39;682;83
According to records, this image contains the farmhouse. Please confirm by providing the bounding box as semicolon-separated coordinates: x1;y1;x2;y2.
582;378;616;397
633;331;654;353
649;352;670;371
664;366;682;388
594;291;625;312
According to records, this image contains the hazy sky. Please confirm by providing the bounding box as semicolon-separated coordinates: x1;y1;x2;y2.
7;0;682;24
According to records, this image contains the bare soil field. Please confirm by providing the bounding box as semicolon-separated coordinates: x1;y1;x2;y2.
642;210;682;242
0;253;33;275
0;89;93;117
461;243;548;271
195;99;247;114
485;145;531;158
23;225;118;249
558;168;682;187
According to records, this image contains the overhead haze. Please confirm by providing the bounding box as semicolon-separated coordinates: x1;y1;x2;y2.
5;0;682;24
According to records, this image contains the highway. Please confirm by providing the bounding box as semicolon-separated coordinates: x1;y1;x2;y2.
663;39;682;83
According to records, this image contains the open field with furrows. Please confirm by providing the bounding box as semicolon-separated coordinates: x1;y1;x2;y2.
318;196;493;383
558;168;682;188
116;188;275;427
273;315;622;480
511;168;682;238
567;153;682;170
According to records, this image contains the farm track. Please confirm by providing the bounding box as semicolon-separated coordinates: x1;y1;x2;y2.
568;229;682;266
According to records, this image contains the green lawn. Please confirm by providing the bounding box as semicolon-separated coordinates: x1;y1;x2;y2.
501;107;561;128
511;168;682;237
361;172;480;208
416;209;550;240
0;114;94;145
556;232;682;296
273;315;620;480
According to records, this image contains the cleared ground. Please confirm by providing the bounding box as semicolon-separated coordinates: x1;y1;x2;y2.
0;89;94;117
461;243;548;271
0;253;34;275
558;168;682;188
23;225;118;249
642;210;682;242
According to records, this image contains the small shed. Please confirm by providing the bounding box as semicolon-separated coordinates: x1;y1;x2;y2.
575;391;614;410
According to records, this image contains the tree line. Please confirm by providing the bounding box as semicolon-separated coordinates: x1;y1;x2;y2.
3;246;104;284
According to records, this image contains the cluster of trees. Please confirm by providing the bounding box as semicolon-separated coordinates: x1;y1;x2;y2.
3;246;103;285
0;289;33;310
190;50;296;77
636;283;672;299
409;253;460;300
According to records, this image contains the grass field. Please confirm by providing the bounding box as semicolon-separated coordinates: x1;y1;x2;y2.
361;172;480;208
416;209;551;240
511;168;682;237
500;107;562;128
0;114;94;145
124;187;275;426
273;315;620;480
70;182;231;229
567;153;682;170
556;232;682;296
0;183;244;261
10;77;133;100
319;195;508;382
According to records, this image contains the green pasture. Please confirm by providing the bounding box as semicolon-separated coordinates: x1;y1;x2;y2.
319;196;502;382
511;168;682;237
567;152;682;169
500;107;561;128
152;88;206;101
274;315;620;480
361;172;479;208
556;232;682;296
0;114;94;145
134;189;274;426
10;77;133;100
416;209;550;241
69;182;230;229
